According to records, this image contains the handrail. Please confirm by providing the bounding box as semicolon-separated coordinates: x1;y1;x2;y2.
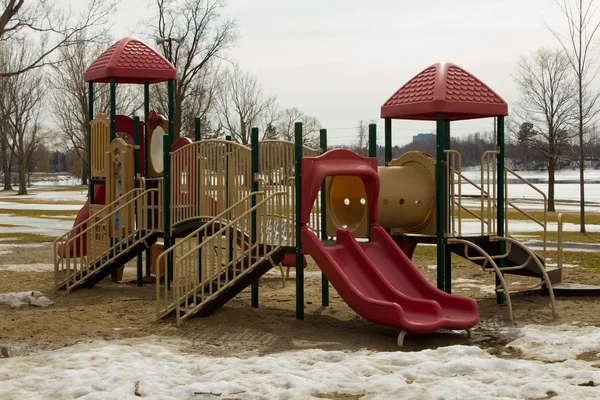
481;150;500;235
491;236;557;317
156;190;289;324
447;237;514;321
504;167;547;261
54;188;159;292
557;213;563;270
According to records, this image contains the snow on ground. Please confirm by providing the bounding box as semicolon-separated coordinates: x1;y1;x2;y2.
0;189;87;203
0;264;54;272
0;291;53;308
1;331;600;400
0;215;75;236
503;324;600;362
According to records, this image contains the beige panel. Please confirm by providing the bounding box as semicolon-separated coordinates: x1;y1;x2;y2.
90;114;110;178
105;138;136;236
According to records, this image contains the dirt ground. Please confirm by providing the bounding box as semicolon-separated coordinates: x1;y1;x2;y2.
1;242;600;359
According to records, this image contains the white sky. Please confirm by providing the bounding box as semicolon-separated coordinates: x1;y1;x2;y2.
109;0;569;145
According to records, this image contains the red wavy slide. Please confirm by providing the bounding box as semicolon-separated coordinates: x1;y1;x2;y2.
301;224;479;333
56;185;106;259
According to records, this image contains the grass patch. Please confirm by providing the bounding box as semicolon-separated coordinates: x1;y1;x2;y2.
0;197;84;205
546;250;600;271
514;231;600;244
0;209;78;218
413;244;437;259
0;232;56;243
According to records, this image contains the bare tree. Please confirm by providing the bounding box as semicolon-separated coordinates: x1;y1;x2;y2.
50;35;141;185
0;0;116;77
275;107;321;147
513;48;577;211
0;40;45;195
216;63;277;144
354;120;369;156
550;0;600;231
150;0;237;139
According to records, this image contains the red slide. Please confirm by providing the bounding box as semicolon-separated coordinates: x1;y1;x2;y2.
57;185;106;259
301;224;479;333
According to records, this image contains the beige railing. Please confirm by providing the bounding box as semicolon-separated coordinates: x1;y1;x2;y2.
504;167;548;261
156;190;288;325
557;213;563;270
259;140;321;245
170;140;252;228
54;187;160;292
481;150;500;236
445;150;490;237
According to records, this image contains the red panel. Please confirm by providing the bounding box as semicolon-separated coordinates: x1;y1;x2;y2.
301;225;479;333
300;149;379;224
84;37;177;84
380;62;508;121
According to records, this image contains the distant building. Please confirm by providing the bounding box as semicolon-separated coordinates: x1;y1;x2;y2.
413;133;435;142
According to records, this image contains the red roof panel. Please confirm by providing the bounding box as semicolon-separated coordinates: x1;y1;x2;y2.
380;62;507;121
84;37;177;84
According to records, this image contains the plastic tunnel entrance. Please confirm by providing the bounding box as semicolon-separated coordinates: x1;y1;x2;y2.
329;176;368;233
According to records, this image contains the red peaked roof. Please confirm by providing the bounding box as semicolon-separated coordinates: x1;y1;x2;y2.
84;37;177;84
380;62;507;121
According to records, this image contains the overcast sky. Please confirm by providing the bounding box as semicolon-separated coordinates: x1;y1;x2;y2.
110;0;570;145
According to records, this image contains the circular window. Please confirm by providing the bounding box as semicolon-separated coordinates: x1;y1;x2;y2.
329;176;367;233
150;126;165;174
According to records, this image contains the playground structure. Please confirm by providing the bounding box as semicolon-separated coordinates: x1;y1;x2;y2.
53;37;597;345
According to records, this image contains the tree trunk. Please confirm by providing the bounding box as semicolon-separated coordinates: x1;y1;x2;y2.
17;158;27;195
81;161;88;186
2;149;12;191
548;157;556;212
579;88;586;233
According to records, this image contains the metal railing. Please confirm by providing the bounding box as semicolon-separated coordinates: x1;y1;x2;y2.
156;190;288;325
481;150;500;236
54;187;160;292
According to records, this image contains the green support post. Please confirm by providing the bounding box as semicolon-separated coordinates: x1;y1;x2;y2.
435;112;446;291
319;128;329;307
163;134;172;288
134;116;143;287
295;122;304;320
251;128;259;308
444;119;452;293
144;83;151;276
195;117;201;141
384;117;392;165
368;123;377;239
496;116;506;304
109;77;117;282
195;117;202;283
109;78;116;141
88;81;94;202
168;80;175;139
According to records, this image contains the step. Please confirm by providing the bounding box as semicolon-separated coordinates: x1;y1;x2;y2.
544;282;600;296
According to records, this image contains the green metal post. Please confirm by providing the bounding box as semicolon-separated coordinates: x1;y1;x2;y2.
88;81;94;202
195;117;201;141
195;117;202;283
435;112;446;291
134;116;143;287
163;134;172;288
384;117;392;165
144;83;151;276
251;128;259;308
109;77;116;141
319;128;329;307
444;119;452;293
368;123;377;239
168;79;175;139
295;122;304;320
497;116;506;304
109;77;117;282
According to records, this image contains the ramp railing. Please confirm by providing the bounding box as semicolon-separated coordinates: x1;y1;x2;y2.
156;190;288;325
54;187;160;292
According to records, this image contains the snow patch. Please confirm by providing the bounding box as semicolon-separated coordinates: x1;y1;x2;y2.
504;324;600;362
0;291;54;308
0;264;54;273
0;337;599;399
